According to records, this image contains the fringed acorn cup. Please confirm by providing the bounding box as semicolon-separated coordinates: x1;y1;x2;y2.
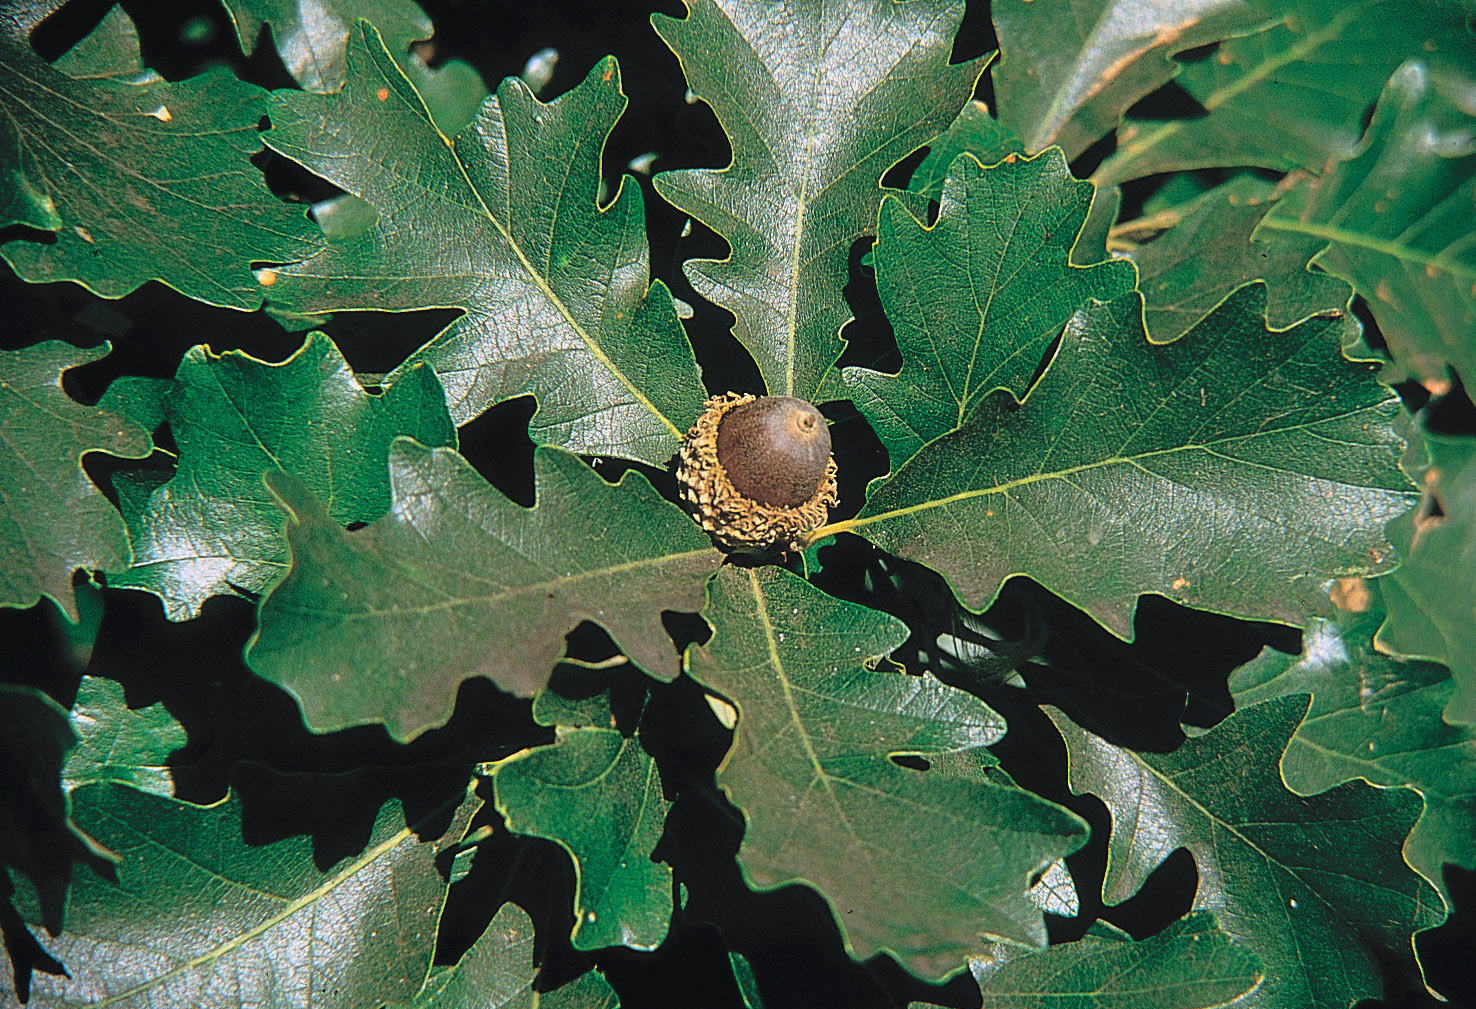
676;393;839;553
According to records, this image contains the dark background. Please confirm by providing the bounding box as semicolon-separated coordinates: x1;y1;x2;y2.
3;1;1473;1006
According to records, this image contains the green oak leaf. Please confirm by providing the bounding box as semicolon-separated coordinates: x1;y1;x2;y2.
221;0;489;134
990;0;1274;160
1379;431;1476;724
911;912;1263;1009
0;2;321;308
107;332;455;620
494;727;671;951
0;685;116;936
652;0;986;399
1097;0;1476;186
62;676;187;798
394;902;539;1009
52;4;144;81
1;341;151;621
841;148;1136;465
263;23;702;465
222;0;430;94
1129;178;1351;343
390;902;620;1008
1049;695;1444;1009
687;566;1087;980
1230;606;1476;900
836;285;1414;639
1260;61;1476;389
539;970;620;1009
907;101;1025;201
95;374;170;434
12;783;477;1009
247;439;721;741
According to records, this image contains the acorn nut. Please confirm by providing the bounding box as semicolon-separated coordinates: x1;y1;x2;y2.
677;393;839;552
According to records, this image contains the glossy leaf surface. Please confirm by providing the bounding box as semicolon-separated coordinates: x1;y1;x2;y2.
991;0;1273;159
1380;432;1476;724
223;0;430;93
652;0;985;399
1050;696;1443;1009
13;785;475;1009
263;23;702;463
1231;608;1476;898
842;148;1136;465
913;912;1263;1009
248;440;721;740
108;333;455;619
495;727;670;951
61;676;186;797
842;286;1413;638
688;566;1087;979
1261;61;1476;389
1097;0;1476;185
1129;178;1350;343
0;342;151;620
0;3;320;308
907;101;1024;201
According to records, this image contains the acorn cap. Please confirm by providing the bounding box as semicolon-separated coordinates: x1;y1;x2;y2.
676;393;839;552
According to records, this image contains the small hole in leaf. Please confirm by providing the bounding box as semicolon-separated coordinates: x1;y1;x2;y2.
889;754;931;772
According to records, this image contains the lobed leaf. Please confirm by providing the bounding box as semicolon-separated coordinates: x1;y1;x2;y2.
0;342;151;621
11;784;477;1009
247;439;721;741
106;332;455;620
494;726;671;951
61;676;187;798
0;2;321;308
906;101;1024;201
1261;61;1476;389
652;0;986;400
1231;606;1476;899
389;901;620;1008
688;566;1087;980
263;22;702;464
1096;0;1476;186
841;148;1136;465
1049;695;1444;1009
222;0;430;93
1129;177;1351;344
839;285;1414;638
1379;431;1476;724
912;912;1263;1009
990;0;1275;160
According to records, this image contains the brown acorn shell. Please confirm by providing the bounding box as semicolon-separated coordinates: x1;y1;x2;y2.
677;393;839;551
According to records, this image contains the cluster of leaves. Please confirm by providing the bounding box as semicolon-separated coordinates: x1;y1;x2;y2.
2;0;1475;1006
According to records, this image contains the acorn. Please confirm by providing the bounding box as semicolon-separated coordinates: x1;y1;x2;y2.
677;393;839;551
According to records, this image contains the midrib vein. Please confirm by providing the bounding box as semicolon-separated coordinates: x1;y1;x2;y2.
1102;9;1358;176
285;546;717;621
89;795;459;1007
386;32;678;438
1258;216;1476;280
829;418;1389;536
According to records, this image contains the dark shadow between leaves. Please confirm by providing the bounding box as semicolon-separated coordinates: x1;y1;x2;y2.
83;588;546;809
458;393;537;506
0;868;69;1007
